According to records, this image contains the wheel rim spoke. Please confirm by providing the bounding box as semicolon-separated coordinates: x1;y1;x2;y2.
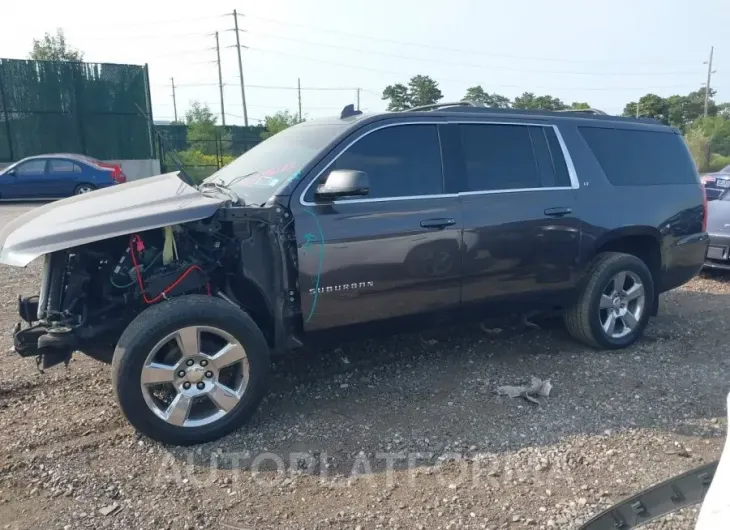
625;282;644;302
621;311;638;330
208;382;241;412
141;363;176;385
175;327;200;358
165;393;193;426
612;271;627;293
209;342;246;370
602;312;617;335
600;294;614;309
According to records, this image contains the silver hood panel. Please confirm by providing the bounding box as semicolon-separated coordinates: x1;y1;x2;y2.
0;173;225;267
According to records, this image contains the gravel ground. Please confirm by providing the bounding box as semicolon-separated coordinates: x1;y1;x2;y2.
0;205;728;530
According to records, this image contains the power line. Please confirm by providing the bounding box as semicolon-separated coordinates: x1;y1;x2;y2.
245;14;703;67
245;47;705;92
245;30;701;77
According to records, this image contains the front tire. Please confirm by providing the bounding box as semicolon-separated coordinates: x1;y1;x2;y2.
112;295;270;445
564;252;654;349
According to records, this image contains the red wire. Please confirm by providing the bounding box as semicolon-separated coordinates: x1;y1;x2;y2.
129;235;211;304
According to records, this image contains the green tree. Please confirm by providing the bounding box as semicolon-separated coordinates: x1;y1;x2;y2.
623;93;669;123
261;110;304;140
185;101;230;156
382;75;443;110
512;92;567;110
463;86;511;108
29;28;83;61
408;75;443;108
569;102;591;110
690;116;730;158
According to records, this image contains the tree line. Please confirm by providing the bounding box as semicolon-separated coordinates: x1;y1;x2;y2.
382;75;730;172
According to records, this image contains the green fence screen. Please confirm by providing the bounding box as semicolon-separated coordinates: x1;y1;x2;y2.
0;59;153;162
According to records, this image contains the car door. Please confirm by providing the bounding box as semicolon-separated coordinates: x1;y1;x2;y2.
292;121;463;331
3;159;49;199
46;159;81;197
456;121;581;312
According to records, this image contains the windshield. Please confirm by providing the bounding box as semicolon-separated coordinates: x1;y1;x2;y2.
204;122;347;205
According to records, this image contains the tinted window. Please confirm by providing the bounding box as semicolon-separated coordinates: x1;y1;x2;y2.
544;128;572;187
579;127;698;186
332;124;443;198
16;160;46;174
49;160;76;173
460;124;540;191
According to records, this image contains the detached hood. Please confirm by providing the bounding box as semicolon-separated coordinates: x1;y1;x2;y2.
0;173;225;267
707;199;730;235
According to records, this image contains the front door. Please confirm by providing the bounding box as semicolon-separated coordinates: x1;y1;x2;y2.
457;122;581;312
292;122;463;331
2;159;48;199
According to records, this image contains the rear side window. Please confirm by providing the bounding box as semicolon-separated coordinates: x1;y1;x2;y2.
460;124;540;191
332;124;443;198
49;160;79;173
579;127;698;186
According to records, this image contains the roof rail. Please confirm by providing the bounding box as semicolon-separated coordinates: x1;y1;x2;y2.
404;100;485;112
555;108;609;116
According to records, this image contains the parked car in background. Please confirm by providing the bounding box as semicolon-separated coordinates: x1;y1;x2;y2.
701;164;730;200
704;188;730;270
0;154;126;200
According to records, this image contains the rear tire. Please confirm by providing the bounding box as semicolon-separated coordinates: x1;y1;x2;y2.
112;295;270;445
564;252;654;349
74;184;95;195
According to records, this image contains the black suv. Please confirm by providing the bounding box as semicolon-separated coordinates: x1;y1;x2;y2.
1;102;709;445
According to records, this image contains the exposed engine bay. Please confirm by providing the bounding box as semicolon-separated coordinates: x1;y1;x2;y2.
12;209;301;370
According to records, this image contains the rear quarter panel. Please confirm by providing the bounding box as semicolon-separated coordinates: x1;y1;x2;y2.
558;122;708;293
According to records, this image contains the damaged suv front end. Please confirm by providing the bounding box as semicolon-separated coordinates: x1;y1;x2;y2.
0;118;353;444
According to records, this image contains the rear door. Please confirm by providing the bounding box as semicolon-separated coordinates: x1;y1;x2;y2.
4;159;49;199
456;121;581;312
46;159;81;197
293;121;463;331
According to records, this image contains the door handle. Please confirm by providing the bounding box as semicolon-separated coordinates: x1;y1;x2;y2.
420;218;456;230
544;207;572;218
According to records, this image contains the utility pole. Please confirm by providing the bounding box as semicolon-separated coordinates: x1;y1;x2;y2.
297;78;302;122
170;77;178;122
356;88;360;111
704;46;715;118
232;9;249;126
636;100;639;118
214;32;226;126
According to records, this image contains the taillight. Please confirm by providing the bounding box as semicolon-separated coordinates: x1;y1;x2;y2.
113;166;127;184
703;188;708;232
701;175;716;185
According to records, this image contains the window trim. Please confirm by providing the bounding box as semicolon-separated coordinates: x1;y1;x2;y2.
299;120;579;206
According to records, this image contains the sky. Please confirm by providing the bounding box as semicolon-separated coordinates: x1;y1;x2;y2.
1;0;729;126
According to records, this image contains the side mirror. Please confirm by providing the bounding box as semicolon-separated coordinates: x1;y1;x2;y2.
315;170;369;200
4;169;15;177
